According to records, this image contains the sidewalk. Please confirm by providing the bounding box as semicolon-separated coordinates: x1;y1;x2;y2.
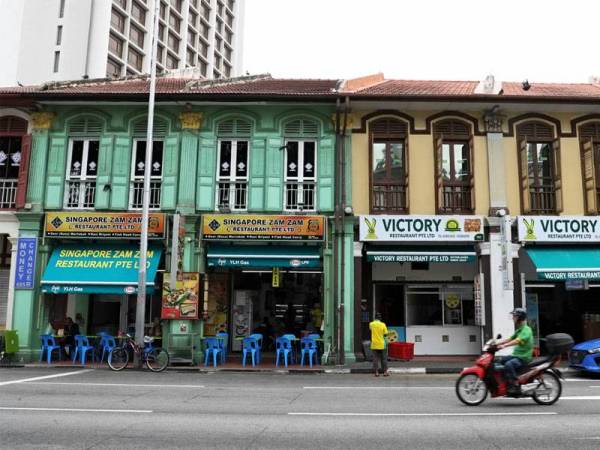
5;355;572;374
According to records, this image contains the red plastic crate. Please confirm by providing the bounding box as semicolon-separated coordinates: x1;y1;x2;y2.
388;342;414;361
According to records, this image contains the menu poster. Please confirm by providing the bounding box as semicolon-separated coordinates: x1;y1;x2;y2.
161;272;200;320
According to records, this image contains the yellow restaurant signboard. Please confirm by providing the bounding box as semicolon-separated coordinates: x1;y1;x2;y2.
45;212;166;239
202;214;325;241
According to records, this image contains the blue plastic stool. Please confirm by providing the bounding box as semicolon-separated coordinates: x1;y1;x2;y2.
204;337;223;368
217;332;229;363
99;335;116;362
282;334;297;363
249;333;263;363
300;338;319;368
40;334;61;364
72;335;95;365
275;337;294;368
307;334;321;360
242;337;259;367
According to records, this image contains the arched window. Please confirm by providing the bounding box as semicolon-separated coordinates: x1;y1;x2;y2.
216;117;252;211
0;116;29;209
369;117;408;212
129;117;169;209
433;119;474;214
64;116;105;209
579;122;600;214
516;120;561;214
283;118;319;211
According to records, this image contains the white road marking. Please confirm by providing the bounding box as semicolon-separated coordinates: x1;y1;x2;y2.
303;386;452;390
0;407;152;414
0;370;92;387
561;396;600;400
288;412;558;417
25;382;205;389
564;379;597;382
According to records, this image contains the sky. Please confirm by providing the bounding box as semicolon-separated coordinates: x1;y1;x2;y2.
243;0;600;83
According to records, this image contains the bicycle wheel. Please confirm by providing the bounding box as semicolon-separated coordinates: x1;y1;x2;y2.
108;347;129;371
145;347;169;372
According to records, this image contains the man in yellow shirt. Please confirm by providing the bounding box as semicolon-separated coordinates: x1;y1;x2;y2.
369;313;389;377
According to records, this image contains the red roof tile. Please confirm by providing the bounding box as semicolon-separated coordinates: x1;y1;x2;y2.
0;75;339;98
351;79;479;96
501;82;600;98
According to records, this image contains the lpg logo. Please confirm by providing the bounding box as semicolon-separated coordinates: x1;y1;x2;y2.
289;259;302;267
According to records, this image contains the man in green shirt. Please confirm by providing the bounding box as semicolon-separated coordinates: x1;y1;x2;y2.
497;308;534;395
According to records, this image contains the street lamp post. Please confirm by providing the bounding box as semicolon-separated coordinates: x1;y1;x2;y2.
134;0;160;367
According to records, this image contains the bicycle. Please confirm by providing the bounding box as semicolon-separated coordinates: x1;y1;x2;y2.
107;334;170;372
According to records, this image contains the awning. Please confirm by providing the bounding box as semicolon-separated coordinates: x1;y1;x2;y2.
524;246;600;280
41;244;162;294
207;245;321;269
366;245;477;263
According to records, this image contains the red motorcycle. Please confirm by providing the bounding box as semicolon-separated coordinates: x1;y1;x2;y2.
455;333;573;406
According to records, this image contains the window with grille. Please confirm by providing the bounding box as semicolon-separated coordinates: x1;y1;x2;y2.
129;140;163;210
516;121;561;214
216;140;248;211
0;136;22;209
433;119;474;214
370;118;408;213
284;141;316;211
579;122;600;214
64;139;99;209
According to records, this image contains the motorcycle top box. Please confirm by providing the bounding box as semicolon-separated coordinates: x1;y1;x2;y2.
545;333;574;355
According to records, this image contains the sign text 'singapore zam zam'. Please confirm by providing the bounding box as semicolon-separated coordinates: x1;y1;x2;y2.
202;215;325;241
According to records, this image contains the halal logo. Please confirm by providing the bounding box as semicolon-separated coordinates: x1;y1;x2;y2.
522;218;536;240
445;219;461;232
208;219;221;232
51;216;63;229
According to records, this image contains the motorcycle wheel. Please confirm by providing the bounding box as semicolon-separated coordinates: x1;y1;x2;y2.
456;373;488;406
532;370;561;405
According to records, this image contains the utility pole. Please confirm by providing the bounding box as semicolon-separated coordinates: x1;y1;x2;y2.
134;0;160;367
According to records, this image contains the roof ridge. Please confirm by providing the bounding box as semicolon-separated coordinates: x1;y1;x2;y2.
186;73;273;90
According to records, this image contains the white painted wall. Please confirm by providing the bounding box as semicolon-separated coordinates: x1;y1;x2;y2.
0;0;26;86
372;261;477;281
406;326;481;355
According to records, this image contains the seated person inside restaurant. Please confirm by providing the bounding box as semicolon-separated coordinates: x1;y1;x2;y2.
63;317;80;359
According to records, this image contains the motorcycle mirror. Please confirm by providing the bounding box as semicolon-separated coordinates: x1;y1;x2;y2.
496;334;502;339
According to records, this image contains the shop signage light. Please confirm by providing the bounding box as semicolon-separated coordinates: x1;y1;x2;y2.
45;212;166;239
518;216;600;242
202;214;325;241
359;215;484;242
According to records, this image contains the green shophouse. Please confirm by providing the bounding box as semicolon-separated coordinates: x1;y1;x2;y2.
1;75;356;364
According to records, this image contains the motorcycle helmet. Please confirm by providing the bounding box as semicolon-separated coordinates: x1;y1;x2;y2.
510;308;527;321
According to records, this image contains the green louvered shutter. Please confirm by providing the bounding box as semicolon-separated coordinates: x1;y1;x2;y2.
44;135;68;209
160;135;179;210
196;135;216;211
264;137;283;211
317;136;334;212
248;138;266;211
94;135;114;210
110;136;131;210
177;132;199;210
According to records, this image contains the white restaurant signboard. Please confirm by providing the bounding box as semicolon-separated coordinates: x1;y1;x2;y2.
359;215;485;242
517;216;600;242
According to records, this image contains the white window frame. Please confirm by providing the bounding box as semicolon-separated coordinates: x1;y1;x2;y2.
215;139;250;211
283;139;317;212
129;138;164;210
64;138;99;209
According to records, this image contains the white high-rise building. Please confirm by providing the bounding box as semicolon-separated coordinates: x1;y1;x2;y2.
0;0;245;87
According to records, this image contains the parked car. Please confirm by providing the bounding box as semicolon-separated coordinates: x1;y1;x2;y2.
569;338;600;373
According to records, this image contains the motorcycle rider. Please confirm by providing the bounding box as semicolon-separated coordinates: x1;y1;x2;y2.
496;308;533;396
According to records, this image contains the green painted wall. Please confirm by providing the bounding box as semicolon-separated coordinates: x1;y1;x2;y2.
12;102;358;365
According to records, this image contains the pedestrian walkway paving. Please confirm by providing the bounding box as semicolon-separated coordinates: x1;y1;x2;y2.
8;354;572;374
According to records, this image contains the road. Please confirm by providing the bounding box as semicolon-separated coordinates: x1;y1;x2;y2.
1;368;600;449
